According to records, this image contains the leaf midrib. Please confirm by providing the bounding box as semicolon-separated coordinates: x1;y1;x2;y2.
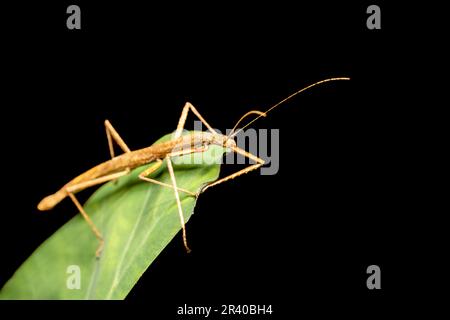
105;181;159;299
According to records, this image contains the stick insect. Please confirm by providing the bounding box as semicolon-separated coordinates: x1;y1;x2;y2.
37;77;350;258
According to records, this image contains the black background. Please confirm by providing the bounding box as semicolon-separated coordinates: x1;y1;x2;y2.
2;0;438;317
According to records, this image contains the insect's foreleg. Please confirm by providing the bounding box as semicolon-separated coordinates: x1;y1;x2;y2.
175;102;217;138
65;169;130;258
105;119;131;159
200;145;265;193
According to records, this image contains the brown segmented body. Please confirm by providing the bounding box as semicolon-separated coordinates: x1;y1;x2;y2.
35;78;349;257
38;132;224;211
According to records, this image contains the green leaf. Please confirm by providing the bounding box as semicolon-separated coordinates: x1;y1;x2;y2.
1;132;227;300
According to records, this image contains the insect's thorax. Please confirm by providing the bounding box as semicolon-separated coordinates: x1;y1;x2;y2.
117;131;229;170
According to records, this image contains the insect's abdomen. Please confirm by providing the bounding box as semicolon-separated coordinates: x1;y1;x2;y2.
38;190;67;211
37;151;157;211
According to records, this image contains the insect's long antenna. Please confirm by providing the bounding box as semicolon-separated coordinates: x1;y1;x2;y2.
229;77;350;138
227;110;266;139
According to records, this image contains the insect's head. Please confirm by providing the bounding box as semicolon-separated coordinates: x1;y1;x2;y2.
210;132;237;149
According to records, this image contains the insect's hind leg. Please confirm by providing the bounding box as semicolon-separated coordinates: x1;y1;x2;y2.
67;191;105;258
65;169;131;258
105;119;131;159
105;119;131;184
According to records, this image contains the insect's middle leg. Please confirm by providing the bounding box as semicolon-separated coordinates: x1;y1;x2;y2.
138;145;209;197
139;160;195;196
174;102;218;138
139;145;209;253
166;155;191;253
